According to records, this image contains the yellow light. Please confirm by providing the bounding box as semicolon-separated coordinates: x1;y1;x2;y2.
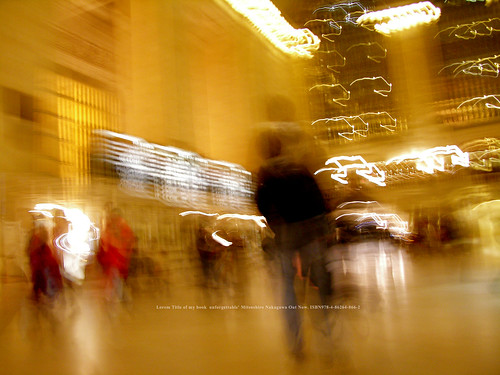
32;203;99;283
223;0;320;58
357;1;441;36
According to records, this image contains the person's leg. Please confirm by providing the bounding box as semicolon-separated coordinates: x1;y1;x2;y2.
279;249;303;355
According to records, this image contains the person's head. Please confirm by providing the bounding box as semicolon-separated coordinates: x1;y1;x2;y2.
110;207;123;219
34;221;50;242
265;95;296;122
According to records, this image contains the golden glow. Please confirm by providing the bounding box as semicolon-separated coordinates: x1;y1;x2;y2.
357;1;441;36
41;70;119;188
223;0;320;58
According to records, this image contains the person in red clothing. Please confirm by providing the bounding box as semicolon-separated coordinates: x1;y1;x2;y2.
27;219;63;302
97;207;135;301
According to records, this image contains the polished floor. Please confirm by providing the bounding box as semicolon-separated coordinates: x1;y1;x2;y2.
1;240;499;375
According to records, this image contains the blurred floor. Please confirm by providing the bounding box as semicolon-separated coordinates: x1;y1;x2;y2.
0;241;499;375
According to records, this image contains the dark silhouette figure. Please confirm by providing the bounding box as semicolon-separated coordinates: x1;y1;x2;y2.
256;124;332;357
27;220;63;302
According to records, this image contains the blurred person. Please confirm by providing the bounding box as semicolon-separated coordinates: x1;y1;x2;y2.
27;216;63;303
196;218;220;288
97;207;135;302
196;218;238;292
255;99;333;357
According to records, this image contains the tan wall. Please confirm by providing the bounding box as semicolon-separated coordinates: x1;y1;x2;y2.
124;0;311;171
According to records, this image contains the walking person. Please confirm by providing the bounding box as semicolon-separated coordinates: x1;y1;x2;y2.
255;97;332;357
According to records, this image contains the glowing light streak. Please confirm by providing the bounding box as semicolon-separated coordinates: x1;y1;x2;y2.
439;55;500;78
309;83;350;106
435;18;500;40
466;141;500;171
335;212;408;233
386;145;469;174
313;2;368;28
357;2;441;36
304;18;342;34
212;231;233;247
179;211;268;229
179;211;219;217
33;203;99;282
322;32;342;42
314;2;368;15
337;200;379;208
350;76;392;97
217;214;267;228
473;199;500;211
223;0;320;58
346;42;387;63
458;94;500;110
315;155;386;186
312;112;397;140
315;50;346;72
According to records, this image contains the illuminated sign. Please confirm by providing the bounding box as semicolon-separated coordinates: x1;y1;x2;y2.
92;130;254;211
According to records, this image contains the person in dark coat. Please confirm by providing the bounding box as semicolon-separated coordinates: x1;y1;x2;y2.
27;220;63;302
256;126;333;357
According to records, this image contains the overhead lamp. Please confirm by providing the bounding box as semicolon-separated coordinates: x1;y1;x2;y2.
357;1;441;36
223;0;320;58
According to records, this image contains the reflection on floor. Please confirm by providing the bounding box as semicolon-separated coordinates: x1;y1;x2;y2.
1;240;499;375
